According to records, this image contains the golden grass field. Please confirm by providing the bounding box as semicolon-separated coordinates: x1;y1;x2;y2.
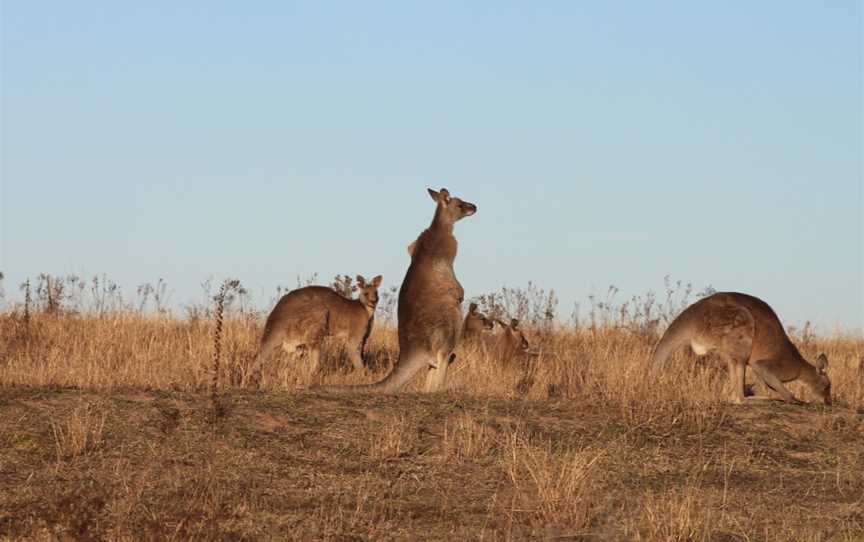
1;295;863;540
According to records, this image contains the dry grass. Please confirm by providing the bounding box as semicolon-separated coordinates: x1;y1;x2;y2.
50;401;108;463
1;310;863;540
500;432;604;536
4;312;861;409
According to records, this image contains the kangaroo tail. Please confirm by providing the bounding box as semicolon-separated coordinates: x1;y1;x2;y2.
317;350;433;394
249;346;273;388
250;318;293;388
649;312;694;372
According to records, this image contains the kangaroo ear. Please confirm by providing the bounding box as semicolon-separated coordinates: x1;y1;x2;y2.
355;275;366;288
468;303;478;313
817;353;829;374
439;188;451;203
427;188;440;202
371;275;383;288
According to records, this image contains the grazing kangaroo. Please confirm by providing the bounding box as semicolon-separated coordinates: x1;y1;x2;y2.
493;318;531;363
251;275;382;384
650;292;831;405
327;187;476;393
462;303;494;340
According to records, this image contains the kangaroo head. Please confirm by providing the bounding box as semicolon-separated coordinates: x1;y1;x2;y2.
464;303;494;334
509;319;530;352
355;275;383;312
496;318;530;353
428;188;476;226
806;353;832;405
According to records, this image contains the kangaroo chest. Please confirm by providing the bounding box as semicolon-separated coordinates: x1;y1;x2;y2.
430;260;463;303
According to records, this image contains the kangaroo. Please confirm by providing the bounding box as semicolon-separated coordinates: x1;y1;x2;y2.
492;318;531;363
649;292;831;405
250;275;382;384
462;303;494;341
326;187;476;393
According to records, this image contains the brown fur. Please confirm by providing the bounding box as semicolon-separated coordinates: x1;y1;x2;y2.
492;318;531;364
650;292;831;405
329;187;476;393
250;275;382;385
462;303;494;341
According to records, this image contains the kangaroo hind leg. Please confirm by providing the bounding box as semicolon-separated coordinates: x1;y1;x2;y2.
347;347;366;372
307;344;323;378
425;350;452;392
302;310;330;377
712;306;754;405
250;328;287;389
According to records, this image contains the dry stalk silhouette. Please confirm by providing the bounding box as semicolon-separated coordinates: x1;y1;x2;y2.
210;278;241;417
22;279;31;326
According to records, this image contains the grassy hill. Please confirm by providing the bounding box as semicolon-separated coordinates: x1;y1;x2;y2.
1;309;862;540
2;387;863;540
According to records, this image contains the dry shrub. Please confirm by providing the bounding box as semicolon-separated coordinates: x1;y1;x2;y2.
628;484;717;542
441;412;499;461
51;402;107;462
500;430;605;534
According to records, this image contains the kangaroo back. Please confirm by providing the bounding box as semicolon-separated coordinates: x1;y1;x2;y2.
251;277;381;385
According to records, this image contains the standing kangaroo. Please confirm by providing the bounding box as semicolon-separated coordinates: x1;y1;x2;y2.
251;275;382;384
650;292;831;405
327;187;476;393
462;303;494;341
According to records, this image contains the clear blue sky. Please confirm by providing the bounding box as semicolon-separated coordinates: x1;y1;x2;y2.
2;2;861;329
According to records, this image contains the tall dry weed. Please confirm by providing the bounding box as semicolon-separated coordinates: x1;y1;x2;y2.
1;274;861;412
500;431;605;535
440;412;500;461
629;483;716;542
51;402;107;463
